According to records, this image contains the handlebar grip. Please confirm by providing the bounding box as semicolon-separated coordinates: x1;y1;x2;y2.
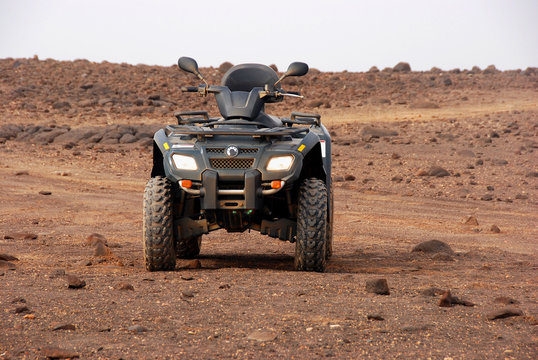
181;86;198;92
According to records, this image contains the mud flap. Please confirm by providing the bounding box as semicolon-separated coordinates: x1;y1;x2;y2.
176;217;209;239
260;218;296;241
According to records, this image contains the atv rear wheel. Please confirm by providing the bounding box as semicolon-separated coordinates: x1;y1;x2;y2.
326;184;334;260
176;235;202;259
143;176;176;271
295;178;328;272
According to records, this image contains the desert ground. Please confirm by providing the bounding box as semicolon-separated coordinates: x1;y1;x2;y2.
0;58;537;359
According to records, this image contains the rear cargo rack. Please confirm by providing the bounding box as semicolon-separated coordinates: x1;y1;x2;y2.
282;112;321;127
174;110;220;125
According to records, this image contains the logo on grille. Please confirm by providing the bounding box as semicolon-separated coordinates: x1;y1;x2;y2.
225;145;239;157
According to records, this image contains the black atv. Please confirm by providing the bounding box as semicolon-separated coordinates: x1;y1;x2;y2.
143;57;332;272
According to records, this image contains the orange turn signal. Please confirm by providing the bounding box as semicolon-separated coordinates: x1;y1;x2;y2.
181;180;192;188
271;180;282;189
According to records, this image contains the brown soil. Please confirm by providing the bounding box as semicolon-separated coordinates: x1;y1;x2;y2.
0;58;537;359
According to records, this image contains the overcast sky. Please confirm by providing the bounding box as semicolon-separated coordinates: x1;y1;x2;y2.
1;0;536;72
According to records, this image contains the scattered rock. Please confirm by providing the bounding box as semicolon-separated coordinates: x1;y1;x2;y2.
481;193;493;201
0;253;18;261
428;166;450;177
344;174;356;181
393;62;411;72
116;282;134;291
525;171;538;178
41;346;79;359
0;260;16;270
218;61;234;74
334;176;344;182
247;329;277;342
462;215;478;225
491;159;508;166
94;242;112;257
52;324;76;331
181;290;194;298
494;296;520;305
14;306;32;314
367;314;384;321
487;308;523;321
412;240;454;255
128;325;148;333
181;275;194;281
15;170;29;176
438;290;474;307
66;275;86;289
85;233;107;246
4;232;38;240
457;150;475;157
515;193;528;200
184;259;201;269
391;175;403;183
490;225;501;233
365;278;390;295
39;191;52;195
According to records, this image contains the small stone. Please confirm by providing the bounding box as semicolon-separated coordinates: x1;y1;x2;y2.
415;168;429;176
463;215;478;225
412;240;454;255
128;325;148;333
41;347;80;359
247;329;277;342
39;191;52;195
391;175;403;183
0;260;16;270
0;253;18;261
487;308;523;321
23;313;35;319
181;290;194;298
219;284;231;289
491;159;508;166
428;166;450;177
365;278;390;295
66;275;86;289
52;324;76;331
439;290;475;307
486;185;494;191
525;171;538;178
494;296;519;305
4;232;38;240
515;193;528;200
15;170;29;176
344;174;356;181
329;324;341;329
305;327;313;332
334;176;344;182
181;275;194;281
85;233;107;246
94;242;112;257
15;306;31;314
367;314;384;321
490;225;501;233
481;193;493;201
184;259;201;269
391;153;400;159
116;282;134;291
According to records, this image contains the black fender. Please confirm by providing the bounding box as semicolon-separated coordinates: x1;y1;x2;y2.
151;129;169;177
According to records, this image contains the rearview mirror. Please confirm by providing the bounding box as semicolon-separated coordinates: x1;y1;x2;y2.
178;57;200;75
274;61;309;87
286;62;309;77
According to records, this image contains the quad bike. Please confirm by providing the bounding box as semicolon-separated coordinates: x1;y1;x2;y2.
143;57;332;272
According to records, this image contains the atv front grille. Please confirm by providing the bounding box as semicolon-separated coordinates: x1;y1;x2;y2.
210;158;254;169
206;147;258;154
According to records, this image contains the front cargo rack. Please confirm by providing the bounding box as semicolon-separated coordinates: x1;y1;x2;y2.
165;125;309;138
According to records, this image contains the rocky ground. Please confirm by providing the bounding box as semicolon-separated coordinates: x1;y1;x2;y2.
0;58;537;359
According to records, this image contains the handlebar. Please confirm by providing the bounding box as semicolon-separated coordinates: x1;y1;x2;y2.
182;85;302;99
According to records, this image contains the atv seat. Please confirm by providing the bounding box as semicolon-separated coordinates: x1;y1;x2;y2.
222;64;280;92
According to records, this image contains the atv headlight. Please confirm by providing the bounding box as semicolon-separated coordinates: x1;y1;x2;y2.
171;154;197;170
266;155;294;171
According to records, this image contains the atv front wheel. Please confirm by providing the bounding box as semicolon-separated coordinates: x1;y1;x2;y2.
326;184;334;260
176;235;202;259
295;178;328;272
143;176;176;271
